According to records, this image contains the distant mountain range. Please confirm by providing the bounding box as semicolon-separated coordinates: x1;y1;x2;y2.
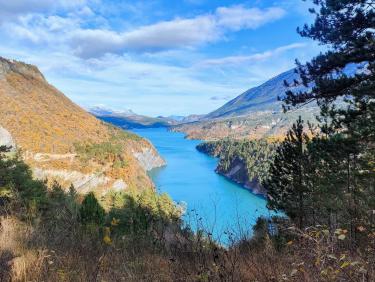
91;68;319;140
89;106;204;129
89;107;178;129
89;106;137;117
91;64;355;140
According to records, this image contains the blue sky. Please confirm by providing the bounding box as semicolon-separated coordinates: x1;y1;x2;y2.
0;0;320;116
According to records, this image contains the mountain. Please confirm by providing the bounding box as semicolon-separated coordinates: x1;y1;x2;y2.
90;107;206;129
89;106;136;117
90;106;177;129
166;115;185;122
180;114;205;123
206;64;360;121
173;69;318;140
167;114;205;123
206;69;307;119
0;56;165;194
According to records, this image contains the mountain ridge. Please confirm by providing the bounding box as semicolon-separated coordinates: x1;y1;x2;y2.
173;68;318;140
0;56;165;194
205;69;303;119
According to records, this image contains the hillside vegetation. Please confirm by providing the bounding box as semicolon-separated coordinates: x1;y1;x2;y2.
197;139;277;194
1;147;373;281
0;57;164;192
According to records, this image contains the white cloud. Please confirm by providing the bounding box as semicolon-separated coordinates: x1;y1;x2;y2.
69;6;286;58
216;6;286;31
0;1;319;116
210;95;232;101
70;15;219;58
0;37;318;116
2;3;286;58
198;43;306;67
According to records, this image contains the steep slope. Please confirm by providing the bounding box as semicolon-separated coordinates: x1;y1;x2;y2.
173;69;318;140
0;57;164;194
206;69;301;119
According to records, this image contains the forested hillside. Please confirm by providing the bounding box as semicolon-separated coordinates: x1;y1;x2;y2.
197;139;277;195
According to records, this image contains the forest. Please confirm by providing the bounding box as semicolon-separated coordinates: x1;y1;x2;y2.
197;139;277;191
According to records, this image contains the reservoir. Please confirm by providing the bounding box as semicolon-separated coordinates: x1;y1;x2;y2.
132;127;273;244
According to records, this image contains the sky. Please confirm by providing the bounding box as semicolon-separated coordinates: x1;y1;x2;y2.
0;0;321;116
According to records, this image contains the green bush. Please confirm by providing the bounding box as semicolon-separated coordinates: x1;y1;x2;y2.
74;142;122;163
0;147;48;215
106;190;181;236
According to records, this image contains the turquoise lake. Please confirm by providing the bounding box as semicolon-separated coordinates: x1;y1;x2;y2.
132;127;274;243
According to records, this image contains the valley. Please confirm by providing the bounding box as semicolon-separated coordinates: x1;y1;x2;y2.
132;127;273;243
1;0;374;280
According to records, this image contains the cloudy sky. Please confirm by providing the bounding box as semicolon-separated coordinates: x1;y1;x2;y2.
0;0;320;116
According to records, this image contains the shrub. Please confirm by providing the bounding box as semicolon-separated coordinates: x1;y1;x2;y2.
79;192;105;226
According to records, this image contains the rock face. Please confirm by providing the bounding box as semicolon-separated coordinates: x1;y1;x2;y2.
197;141;271;196
0;126;16;150
216;157;267;196
133;147;166;171
33;168;111;193
0;56;164;193
0;57;45;81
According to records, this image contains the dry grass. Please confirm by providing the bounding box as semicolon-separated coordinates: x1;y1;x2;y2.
1;212;373;282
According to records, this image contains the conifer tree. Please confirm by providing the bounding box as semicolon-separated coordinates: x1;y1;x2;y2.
283;0;375;138
80;192;105;226
278;0;375;234
265;117;311;228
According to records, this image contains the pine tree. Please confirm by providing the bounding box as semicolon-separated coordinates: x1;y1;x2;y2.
264;117;312;228
283;0;375;139
276;0;375;236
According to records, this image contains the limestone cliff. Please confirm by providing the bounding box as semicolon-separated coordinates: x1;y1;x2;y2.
216;157;267;196
197;140;275;196
0;56;163;194
0;126;16;151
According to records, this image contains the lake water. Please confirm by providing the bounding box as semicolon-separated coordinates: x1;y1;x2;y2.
132;127;273;244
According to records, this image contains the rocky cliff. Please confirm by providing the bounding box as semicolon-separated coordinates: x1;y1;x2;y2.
216;157;267;196
0;126;16;151
0;56;164;194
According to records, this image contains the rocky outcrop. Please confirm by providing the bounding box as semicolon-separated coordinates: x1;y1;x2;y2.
111;179;127;192
33;168;111;192
0;57;45;82
217;158;267;196
197;141;267;196
0;126;16;151
33;167;128;194
133;147;166;171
